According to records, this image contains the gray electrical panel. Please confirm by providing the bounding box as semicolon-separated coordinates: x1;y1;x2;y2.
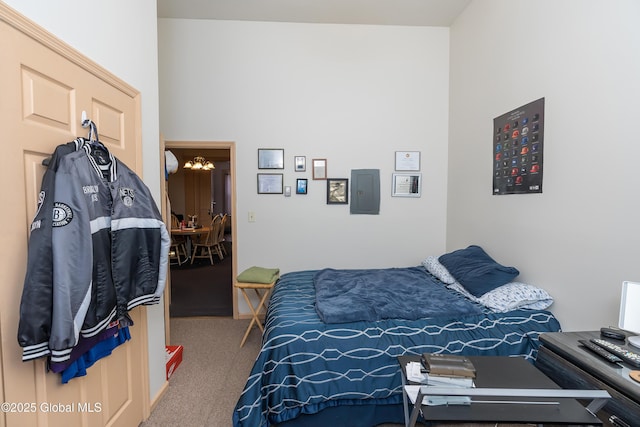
350;169;380;215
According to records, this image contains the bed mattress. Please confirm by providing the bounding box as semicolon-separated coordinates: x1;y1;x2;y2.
233;268;561;427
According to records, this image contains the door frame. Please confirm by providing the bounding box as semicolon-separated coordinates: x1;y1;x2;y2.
161;140;237;343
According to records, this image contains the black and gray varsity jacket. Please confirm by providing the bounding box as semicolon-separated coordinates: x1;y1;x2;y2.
18;140;169;362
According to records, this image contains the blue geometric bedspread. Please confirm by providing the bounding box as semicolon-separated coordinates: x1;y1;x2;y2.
232;269;562;427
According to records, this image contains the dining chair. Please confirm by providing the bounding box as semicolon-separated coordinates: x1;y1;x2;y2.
190;215;222;265
169;239;187;266
169;213;188;265
215;213;228;259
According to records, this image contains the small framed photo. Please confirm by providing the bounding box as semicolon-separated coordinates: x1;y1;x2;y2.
257;173;283;194
327;178;348;204
296;178;308;194
294;156;306;172
258;148;284;169
395;151;420;171
392;173;422;197
312;158;327;180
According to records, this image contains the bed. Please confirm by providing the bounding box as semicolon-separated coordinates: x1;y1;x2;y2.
233;246;561;427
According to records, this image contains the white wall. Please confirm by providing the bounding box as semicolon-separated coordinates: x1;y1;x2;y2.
158;19;452;284
4;0;167;404
448;0;640;330
11;0;638;399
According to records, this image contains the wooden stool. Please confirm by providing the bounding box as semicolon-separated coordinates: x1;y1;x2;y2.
235;280;276;347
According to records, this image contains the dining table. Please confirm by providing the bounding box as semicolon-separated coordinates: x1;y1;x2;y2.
170;226;211;261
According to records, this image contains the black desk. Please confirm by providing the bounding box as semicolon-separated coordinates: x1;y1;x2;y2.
399;355;606;426
536;331;640;426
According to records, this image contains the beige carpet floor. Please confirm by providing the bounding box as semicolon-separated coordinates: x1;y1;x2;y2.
141;317;263;427
141;317;525;427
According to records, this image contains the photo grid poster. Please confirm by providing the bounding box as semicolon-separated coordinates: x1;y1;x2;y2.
493;98;544;195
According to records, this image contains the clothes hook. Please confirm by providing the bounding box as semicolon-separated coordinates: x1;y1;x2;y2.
80;111;99;142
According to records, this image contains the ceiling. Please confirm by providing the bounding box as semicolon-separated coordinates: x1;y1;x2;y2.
157;0;471;27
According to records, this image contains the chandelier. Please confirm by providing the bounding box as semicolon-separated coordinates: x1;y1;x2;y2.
183;156;215;171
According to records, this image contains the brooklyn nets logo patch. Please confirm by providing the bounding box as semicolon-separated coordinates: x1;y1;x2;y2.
52;202;73;227
119;188;135;207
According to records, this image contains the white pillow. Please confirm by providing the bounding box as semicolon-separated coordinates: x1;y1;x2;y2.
422;256;457;284
477;282;554;313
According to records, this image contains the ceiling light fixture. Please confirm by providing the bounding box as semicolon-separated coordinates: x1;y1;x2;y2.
183;156;215;171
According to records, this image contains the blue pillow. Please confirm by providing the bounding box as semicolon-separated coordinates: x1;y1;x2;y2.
438;245;519;297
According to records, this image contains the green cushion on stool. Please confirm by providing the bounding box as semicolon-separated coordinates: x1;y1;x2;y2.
237;266;280;284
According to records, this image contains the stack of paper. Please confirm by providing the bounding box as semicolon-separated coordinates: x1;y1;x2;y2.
406;361;429;383
424;372;474;388
406;358;475;406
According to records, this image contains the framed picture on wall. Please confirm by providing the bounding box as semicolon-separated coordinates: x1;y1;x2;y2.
312;158;327;180
395;151;420;171
258;148;284;169
294;156;306;172
392;173;422;197
327;178;348;204
257;173;283;194
296;178;308;194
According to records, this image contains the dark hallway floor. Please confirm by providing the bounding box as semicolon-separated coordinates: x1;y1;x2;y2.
169;242;232;317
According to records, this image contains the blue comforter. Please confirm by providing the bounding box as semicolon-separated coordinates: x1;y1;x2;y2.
233;269;561;427
314;267;483;323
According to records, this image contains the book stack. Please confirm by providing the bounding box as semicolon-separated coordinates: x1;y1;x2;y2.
419;353;476;406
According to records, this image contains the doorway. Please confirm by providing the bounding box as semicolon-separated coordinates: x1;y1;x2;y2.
164;142;236;319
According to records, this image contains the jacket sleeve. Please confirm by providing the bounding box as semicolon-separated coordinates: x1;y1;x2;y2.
119;161;170;306
17;168;55;361
153;221;171;301
142;177;170;303
17;140;84;361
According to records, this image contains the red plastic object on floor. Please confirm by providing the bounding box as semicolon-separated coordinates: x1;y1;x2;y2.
166;345;183;380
